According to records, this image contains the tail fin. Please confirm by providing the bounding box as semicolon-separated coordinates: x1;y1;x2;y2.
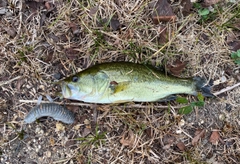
193;76;215;98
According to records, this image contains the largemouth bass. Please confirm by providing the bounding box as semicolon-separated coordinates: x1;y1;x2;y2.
59;62;213;103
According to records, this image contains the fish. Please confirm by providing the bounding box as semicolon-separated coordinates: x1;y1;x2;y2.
24;103;75;124
59;62;214;104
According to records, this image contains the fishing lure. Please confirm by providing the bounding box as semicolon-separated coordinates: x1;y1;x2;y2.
24;103;75;124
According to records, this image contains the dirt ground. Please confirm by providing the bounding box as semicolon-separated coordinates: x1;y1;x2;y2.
0;0;240;163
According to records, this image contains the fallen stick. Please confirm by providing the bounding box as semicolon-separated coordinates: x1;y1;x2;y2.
0;76;22;87
213;82;240;96
19;82;240;108
19;100;179;109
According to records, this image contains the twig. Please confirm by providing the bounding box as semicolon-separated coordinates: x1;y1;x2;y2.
19;99;183;109
0;76;22;87
213;82;240;96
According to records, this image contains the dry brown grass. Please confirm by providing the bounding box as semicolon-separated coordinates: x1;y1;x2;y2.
0;0;240;163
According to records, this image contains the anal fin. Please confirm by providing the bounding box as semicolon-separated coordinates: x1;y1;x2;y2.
157;95;177;102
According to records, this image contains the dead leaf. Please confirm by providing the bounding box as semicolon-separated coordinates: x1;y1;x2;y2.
59;34;68;42
16;78;24;91
209;131;220;145
45;1;51;10
167;59;187;76
76;154;86;164
192;129;206;146
64;47;79;60
165;136;175;145
65;140;75;148
202;0;220;7
158;25;168;44
89;6;98;16
82;128;92;137
162;135;175;149
25;1;44;13
228;41;240;51
181;0;192;16
176;141;186;151
110;18;121;31
43;50;54;63
68;22;80;35
123;29;134;40
55;122;65;131
4;27;17;38
48;33;60;42
97;105;111;112
120;130;136;148
162;144;171;150
66;105;79;113
145;128;153;138
49;137;55;146
151;0;176;24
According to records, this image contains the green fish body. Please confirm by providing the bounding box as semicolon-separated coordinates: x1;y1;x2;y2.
59;62;213;103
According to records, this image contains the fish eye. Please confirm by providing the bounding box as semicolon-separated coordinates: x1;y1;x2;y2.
72;76;78;82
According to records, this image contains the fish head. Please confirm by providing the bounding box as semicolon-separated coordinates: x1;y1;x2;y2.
60;73;95;101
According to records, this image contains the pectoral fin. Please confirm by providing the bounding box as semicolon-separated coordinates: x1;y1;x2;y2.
109;81;130;94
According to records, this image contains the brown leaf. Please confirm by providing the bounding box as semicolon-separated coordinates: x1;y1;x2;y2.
151;0;176;24
25;1;44;13
176;141;186;151
89;6;98;16
192;129;206;146
59;34;68;42
167;59;187;76
123;29;134;39
97;105;111;112
181;0;192;16
110;18;121;31
43;50;54;63
76;154;86;164
162;144;171;150
162;135;175;149
49;137;55;146
68;22;80;35
202;0;220;7
45;1;51;10
228;41;240;51
16;78;24;91
64;47;79;59
82;127;92;137
145;128;153;138
48;33;60;42
65;140;75;148
158;25;168;44
120;130;136;148
5;27;17;38
209;131;220;145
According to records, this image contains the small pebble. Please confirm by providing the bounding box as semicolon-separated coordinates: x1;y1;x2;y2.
219;113;226;121
178;119;185;127
53;73;62;80
226;104;232;112
46;151;51;158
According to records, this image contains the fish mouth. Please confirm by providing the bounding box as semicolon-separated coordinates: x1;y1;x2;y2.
61;82;72;98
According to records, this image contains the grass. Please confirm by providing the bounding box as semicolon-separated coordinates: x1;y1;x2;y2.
77;125;107;149
0;0;240;163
